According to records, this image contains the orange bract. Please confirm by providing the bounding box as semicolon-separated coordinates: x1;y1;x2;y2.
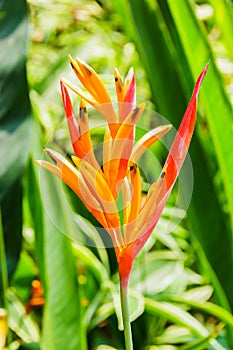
36;57;208;281
26;280;44;314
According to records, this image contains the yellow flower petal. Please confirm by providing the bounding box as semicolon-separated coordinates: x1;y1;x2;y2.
121;177;132;226
114;67;124;103
127;163;141;223
62;78;118;136
103;125;112;178
130;124;172;163
77;158;123;239
75;57;112;104
128;165;168;243
35;160;61;178
38;150;110;229
62;78;98;106
68;55;100;102
113;103;146;142
78;99;100;169
0;308;7;350
123;163;142;243
105;103;145;196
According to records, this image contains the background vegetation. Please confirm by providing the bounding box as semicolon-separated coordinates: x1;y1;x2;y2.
0;0;233;349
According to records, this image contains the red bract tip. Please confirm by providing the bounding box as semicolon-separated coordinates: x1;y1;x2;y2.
60;80;81;156
123;73;136;105
119;69;136;121
193;62;209;96
164;63;209;189
60;80;73;118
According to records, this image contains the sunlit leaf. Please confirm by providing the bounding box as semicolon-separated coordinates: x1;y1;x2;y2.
88;302;114;331
145;298;224;349
170;296;233;328
175;285;214;304
8;289;40;343
131;251;187;295
155;325;192;345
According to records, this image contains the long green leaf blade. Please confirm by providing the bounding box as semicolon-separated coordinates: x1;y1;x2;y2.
38;168;87;350
0;0;31;285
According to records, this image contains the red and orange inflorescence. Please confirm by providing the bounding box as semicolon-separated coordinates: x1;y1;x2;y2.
36;57;208;285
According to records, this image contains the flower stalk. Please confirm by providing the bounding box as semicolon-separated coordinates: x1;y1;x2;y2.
120;275;133;350
36;56;208;349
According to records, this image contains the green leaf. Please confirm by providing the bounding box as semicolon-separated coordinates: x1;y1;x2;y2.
180;331;224;350
170;296;233;329
145;298;208;337
8;288;40;343
176;285;214;304
11;251;39;301
72;215;110;272
88;302;114;332
37;169;87;350
41;224;84;350
155;325;193;345
147;346;177;350
202;0;233;63
145;298;224;349
0;0;31;285
131;251;187;295
97;346;118;350
25;155;46;287
0;0;31;198
0;179;23;287
26;117;88;349
84;289;106;329
72;244;109;284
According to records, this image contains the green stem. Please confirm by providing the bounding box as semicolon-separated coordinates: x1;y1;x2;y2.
120;276;133;350
78;275;88;350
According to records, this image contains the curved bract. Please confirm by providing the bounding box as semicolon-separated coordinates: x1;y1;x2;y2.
36;57;208;282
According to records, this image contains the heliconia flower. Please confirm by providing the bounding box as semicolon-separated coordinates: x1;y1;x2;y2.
36;57;208;287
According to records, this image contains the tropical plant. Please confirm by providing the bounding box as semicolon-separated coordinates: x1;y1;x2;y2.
0;0;233;349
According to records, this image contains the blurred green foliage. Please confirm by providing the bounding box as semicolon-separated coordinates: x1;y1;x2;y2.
0;0;233;349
